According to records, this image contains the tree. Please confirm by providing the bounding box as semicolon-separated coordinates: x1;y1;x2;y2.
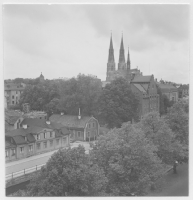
58;74;102;116
13;146;107;196
165;101;189;145
137;112;188;165
90;123;165;196
98;78;139;128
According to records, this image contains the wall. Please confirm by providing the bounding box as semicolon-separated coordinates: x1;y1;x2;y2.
5;148;17;162
85;118;99;141
70;129;84;142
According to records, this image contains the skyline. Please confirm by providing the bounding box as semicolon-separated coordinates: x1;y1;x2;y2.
3;4;190;84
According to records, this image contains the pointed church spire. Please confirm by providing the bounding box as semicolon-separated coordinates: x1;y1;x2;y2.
108;32;115;62
118;33;125;63
120;33;124;50
127;46;131;70
106;31;116;81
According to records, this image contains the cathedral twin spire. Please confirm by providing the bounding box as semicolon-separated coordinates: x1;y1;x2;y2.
108;32;130;70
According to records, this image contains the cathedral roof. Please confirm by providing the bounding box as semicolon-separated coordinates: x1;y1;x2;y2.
131;75;152;83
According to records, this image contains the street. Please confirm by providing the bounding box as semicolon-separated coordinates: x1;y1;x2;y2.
149;163;188;196
6;141;91;176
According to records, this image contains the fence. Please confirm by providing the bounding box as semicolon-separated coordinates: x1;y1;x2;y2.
6;163;46;181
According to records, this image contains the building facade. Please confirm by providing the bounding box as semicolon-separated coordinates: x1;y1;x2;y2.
157;83;178;102
5;119;70;162
50;113;99;142
4;82;26;107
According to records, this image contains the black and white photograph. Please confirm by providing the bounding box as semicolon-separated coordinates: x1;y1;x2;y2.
2;1;190;197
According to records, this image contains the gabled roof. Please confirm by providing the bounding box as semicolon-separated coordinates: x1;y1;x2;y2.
5;141;16;149
5;125;46;137
12;135;28;145
131;75;152;83
21;118;64;130
157;83;178;92
133;84;147;94
50;114;93;129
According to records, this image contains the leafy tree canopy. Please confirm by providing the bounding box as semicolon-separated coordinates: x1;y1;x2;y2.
13;146;107;196
90;122;165;196
98;78;140;128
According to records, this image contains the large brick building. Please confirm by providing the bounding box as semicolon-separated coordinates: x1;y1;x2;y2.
104;34;159;118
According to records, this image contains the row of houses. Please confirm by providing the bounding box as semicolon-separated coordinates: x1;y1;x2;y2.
5;112;99;162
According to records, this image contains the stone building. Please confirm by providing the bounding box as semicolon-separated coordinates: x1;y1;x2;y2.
157;82;178;102
105;34;160;118
4;82;26;107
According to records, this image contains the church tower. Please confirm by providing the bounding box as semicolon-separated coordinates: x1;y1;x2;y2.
127;47;131;70
106;33;116;81
118;34;126;71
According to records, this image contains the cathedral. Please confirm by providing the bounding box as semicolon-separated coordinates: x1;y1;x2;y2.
106;34;142;82
105;34;160;118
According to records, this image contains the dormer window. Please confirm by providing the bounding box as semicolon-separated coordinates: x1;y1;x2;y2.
24;136;27;141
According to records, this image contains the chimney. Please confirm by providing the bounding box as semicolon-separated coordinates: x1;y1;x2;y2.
22;124;27;129
78;108;81;119
46;121;50;125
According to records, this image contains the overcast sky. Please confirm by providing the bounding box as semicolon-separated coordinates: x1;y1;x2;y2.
3;4;190;84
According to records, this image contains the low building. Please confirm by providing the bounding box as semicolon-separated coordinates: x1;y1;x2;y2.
5;119;70;162
157;83;178;102
50;112;99;142
4;82;26;107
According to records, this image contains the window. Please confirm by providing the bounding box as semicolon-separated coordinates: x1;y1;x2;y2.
12;95;14;99
11;149;15;156
5;151;8;157
87;132;90;138
37;134;41;140
16;91;17;94
63;137;67;144
37;143;41;150
43;141;47;148
93;122;95;127
56;139;59;146
88;124;91;128
50;132;53;137
29;145;33;152
77;131;81;137
44;132;46;139
20;147;24;153
12;101;14;104
50;140;53;147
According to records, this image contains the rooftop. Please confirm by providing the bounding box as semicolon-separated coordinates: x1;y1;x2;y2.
50;114;93;129
131;75;152;83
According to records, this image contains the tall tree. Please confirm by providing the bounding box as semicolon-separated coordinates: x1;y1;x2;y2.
137;112;188;165
98;78;139;128
164;101;189;145
90;123;165;196
13;146;107;196
58;74;102;116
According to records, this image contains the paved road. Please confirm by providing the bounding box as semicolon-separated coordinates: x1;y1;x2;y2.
6;142;91;175
149;163;188;196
